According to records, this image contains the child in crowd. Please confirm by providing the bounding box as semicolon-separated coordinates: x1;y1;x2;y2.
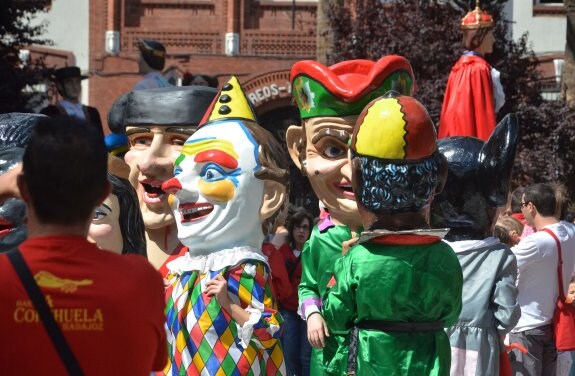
494;216;524;247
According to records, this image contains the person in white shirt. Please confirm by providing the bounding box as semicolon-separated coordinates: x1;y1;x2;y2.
133;39;172;90
510;183;575;376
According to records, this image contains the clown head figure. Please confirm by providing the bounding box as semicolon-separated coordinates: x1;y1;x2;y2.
0;113;43;252
286;56;416;230
350;92;447;231
162;77;289;254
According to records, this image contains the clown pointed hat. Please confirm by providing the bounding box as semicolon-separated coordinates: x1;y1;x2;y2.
199;76;258;127
291;56;416;119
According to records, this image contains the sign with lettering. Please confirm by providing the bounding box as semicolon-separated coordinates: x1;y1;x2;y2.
247;82;292;106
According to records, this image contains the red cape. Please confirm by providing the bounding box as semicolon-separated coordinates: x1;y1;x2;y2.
439;54;496;141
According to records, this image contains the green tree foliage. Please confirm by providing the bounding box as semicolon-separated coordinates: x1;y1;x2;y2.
328;0;575;200
0;0;53;113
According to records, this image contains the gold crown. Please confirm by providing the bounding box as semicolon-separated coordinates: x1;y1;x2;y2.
461;6;494;30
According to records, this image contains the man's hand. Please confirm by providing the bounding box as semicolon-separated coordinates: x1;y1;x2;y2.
307;312;330;348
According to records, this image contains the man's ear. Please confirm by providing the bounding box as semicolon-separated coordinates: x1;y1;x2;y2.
285;125;304;171
260;180;287;221
16;173;30;204
97;180;112;205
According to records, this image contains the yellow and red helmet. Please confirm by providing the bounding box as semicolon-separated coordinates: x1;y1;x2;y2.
351;92;437;161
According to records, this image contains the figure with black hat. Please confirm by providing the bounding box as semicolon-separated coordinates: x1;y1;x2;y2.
134;39;172;90
108;85;217;275
439;2;505;141
40;66;104;136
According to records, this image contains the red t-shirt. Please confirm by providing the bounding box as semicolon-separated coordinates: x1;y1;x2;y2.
263;242;302;311
0;236;167;375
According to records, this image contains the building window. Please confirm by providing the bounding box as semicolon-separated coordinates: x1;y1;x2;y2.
533;0;565;16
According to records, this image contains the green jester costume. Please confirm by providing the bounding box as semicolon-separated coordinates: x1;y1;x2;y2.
286;57;416;375
299;222;357;375
322;93;463;375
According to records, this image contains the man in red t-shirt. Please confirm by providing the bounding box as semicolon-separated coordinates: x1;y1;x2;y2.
0;116;167;374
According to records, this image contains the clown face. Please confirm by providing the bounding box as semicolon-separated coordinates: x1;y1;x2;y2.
124;125;193;230
301;116;360;228
162;120;265;253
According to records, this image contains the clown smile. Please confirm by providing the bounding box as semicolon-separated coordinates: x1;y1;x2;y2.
0;218;14;238
179;203;214;223
334;181;355;199
141;180;166;203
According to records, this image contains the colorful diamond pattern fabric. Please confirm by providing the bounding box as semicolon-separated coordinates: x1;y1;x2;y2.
164;258;286;375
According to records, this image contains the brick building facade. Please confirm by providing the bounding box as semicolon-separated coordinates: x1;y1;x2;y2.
89;0;317;134
85;0;318;209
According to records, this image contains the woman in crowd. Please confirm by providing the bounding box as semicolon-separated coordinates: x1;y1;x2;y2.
265;207;314;376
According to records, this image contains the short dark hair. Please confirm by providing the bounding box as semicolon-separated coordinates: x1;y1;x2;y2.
108;173;146;256
523;183;556;217
287;207;313;249
510;186;526;214
23;116;108;225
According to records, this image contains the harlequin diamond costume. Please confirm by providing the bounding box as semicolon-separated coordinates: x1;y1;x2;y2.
322;93;463;375
439;5;505;141
160;77;289;375
289;57;416;375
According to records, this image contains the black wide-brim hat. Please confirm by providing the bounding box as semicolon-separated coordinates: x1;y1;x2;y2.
54;66;89;82
107;86;218;133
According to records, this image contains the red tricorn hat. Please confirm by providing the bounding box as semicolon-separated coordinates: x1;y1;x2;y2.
290;56;416;119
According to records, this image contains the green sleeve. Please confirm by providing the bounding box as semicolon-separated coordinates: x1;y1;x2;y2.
321;252;356;332
298;234;321;318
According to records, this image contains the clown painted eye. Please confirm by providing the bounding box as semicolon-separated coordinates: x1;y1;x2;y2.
205;168;223;180
174;166;182;176
201;164;226;182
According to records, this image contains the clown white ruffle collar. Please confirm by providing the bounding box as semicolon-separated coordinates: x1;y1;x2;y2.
167;246;268;275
